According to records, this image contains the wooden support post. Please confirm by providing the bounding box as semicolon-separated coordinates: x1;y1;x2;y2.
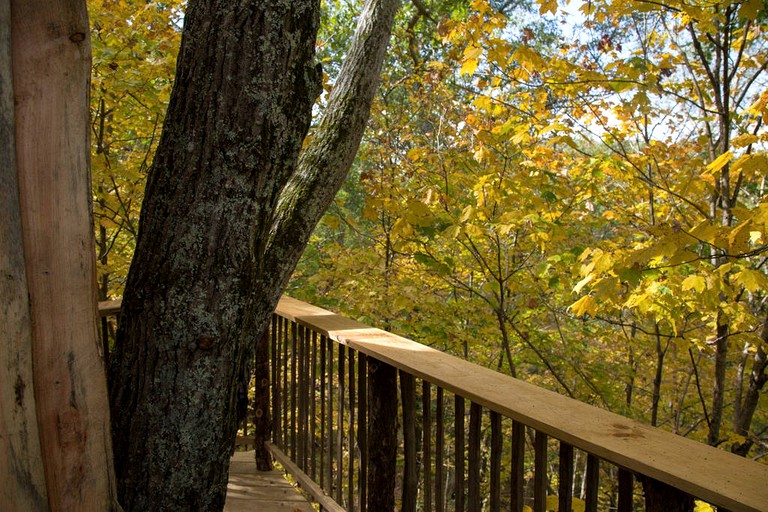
11;1;117;509
0;3;47;506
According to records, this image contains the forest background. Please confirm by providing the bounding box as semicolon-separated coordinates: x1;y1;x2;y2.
90;0;768;461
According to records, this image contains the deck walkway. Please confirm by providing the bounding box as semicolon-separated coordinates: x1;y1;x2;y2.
224;451;315;512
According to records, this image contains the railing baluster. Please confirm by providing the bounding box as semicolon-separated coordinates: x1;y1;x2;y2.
358;353;368;512
326;335;334;493
618;468;633;512
401;371;417;512
435;387;445;512
510;420;525;512
534;431;547;512
290;322;298;458
271;315;281;448
489;411;501;512
468;402;481;512
319;333;327;489
559;442;574;512
310;331;318;481
348;350;356;512
282;318;289;453
336;344;345;505
585;454;599;512
423;381;433;512
455;395;465;512
297;325;307;470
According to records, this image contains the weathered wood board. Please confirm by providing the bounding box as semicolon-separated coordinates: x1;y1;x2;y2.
225;451;315;512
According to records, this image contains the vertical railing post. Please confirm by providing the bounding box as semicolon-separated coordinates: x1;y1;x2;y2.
435;387;445;512
489;411;501;512
534;431;548;512
253;328;272;470
467;402;481;512
270;315;281;449
401;371;417;512
558;442;574;512
318;334;327;487
348;350;356;511
640;475;695;512
310;331;318;481
455;395;465;512
297;325;307;470
336;344;345;504
585;454;600;512
510;420;525;512
358;353;368;512
367;359;397;512
423;381;433;512
618;468;633;512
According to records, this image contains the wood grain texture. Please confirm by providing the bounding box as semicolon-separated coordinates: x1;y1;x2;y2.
11;1;116;509
275;295;768;512
0;0;48;507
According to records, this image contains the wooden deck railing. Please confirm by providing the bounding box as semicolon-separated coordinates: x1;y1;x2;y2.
266;296;767;512
98;297;767;512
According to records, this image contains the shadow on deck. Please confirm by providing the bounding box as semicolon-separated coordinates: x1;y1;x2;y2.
225;451;314;512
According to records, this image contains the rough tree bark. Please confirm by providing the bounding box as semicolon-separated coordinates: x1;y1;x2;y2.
108;0;400;509
6;0;118;509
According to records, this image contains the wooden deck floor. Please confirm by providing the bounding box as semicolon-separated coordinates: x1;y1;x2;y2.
224;451;315;512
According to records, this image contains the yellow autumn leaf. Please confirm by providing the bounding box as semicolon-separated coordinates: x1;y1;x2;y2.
739;0;763;20
694;500;716;511
542;494;586;511
733;268;768;293
573;274;594;294
705;151;733;173
731;154;768;177
682;275;707;293
537;0;558;15
731;133;758;148
461;45;483;75
570;295;598;317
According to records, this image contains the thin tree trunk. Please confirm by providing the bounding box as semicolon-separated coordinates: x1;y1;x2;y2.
731;313;768;456
0;2;48;507
11;0;117;508
707;321;729;446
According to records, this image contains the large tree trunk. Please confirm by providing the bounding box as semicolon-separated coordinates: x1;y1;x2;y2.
109;0;399;509
9;0;118;509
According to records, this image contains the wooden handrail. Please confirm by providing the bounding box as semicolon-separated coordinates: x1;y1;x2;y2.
274;295;768;512
98;299;122;317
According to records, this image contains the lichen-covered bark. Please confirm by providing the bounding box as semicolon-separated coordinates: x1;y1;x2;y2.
109;0;399;509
